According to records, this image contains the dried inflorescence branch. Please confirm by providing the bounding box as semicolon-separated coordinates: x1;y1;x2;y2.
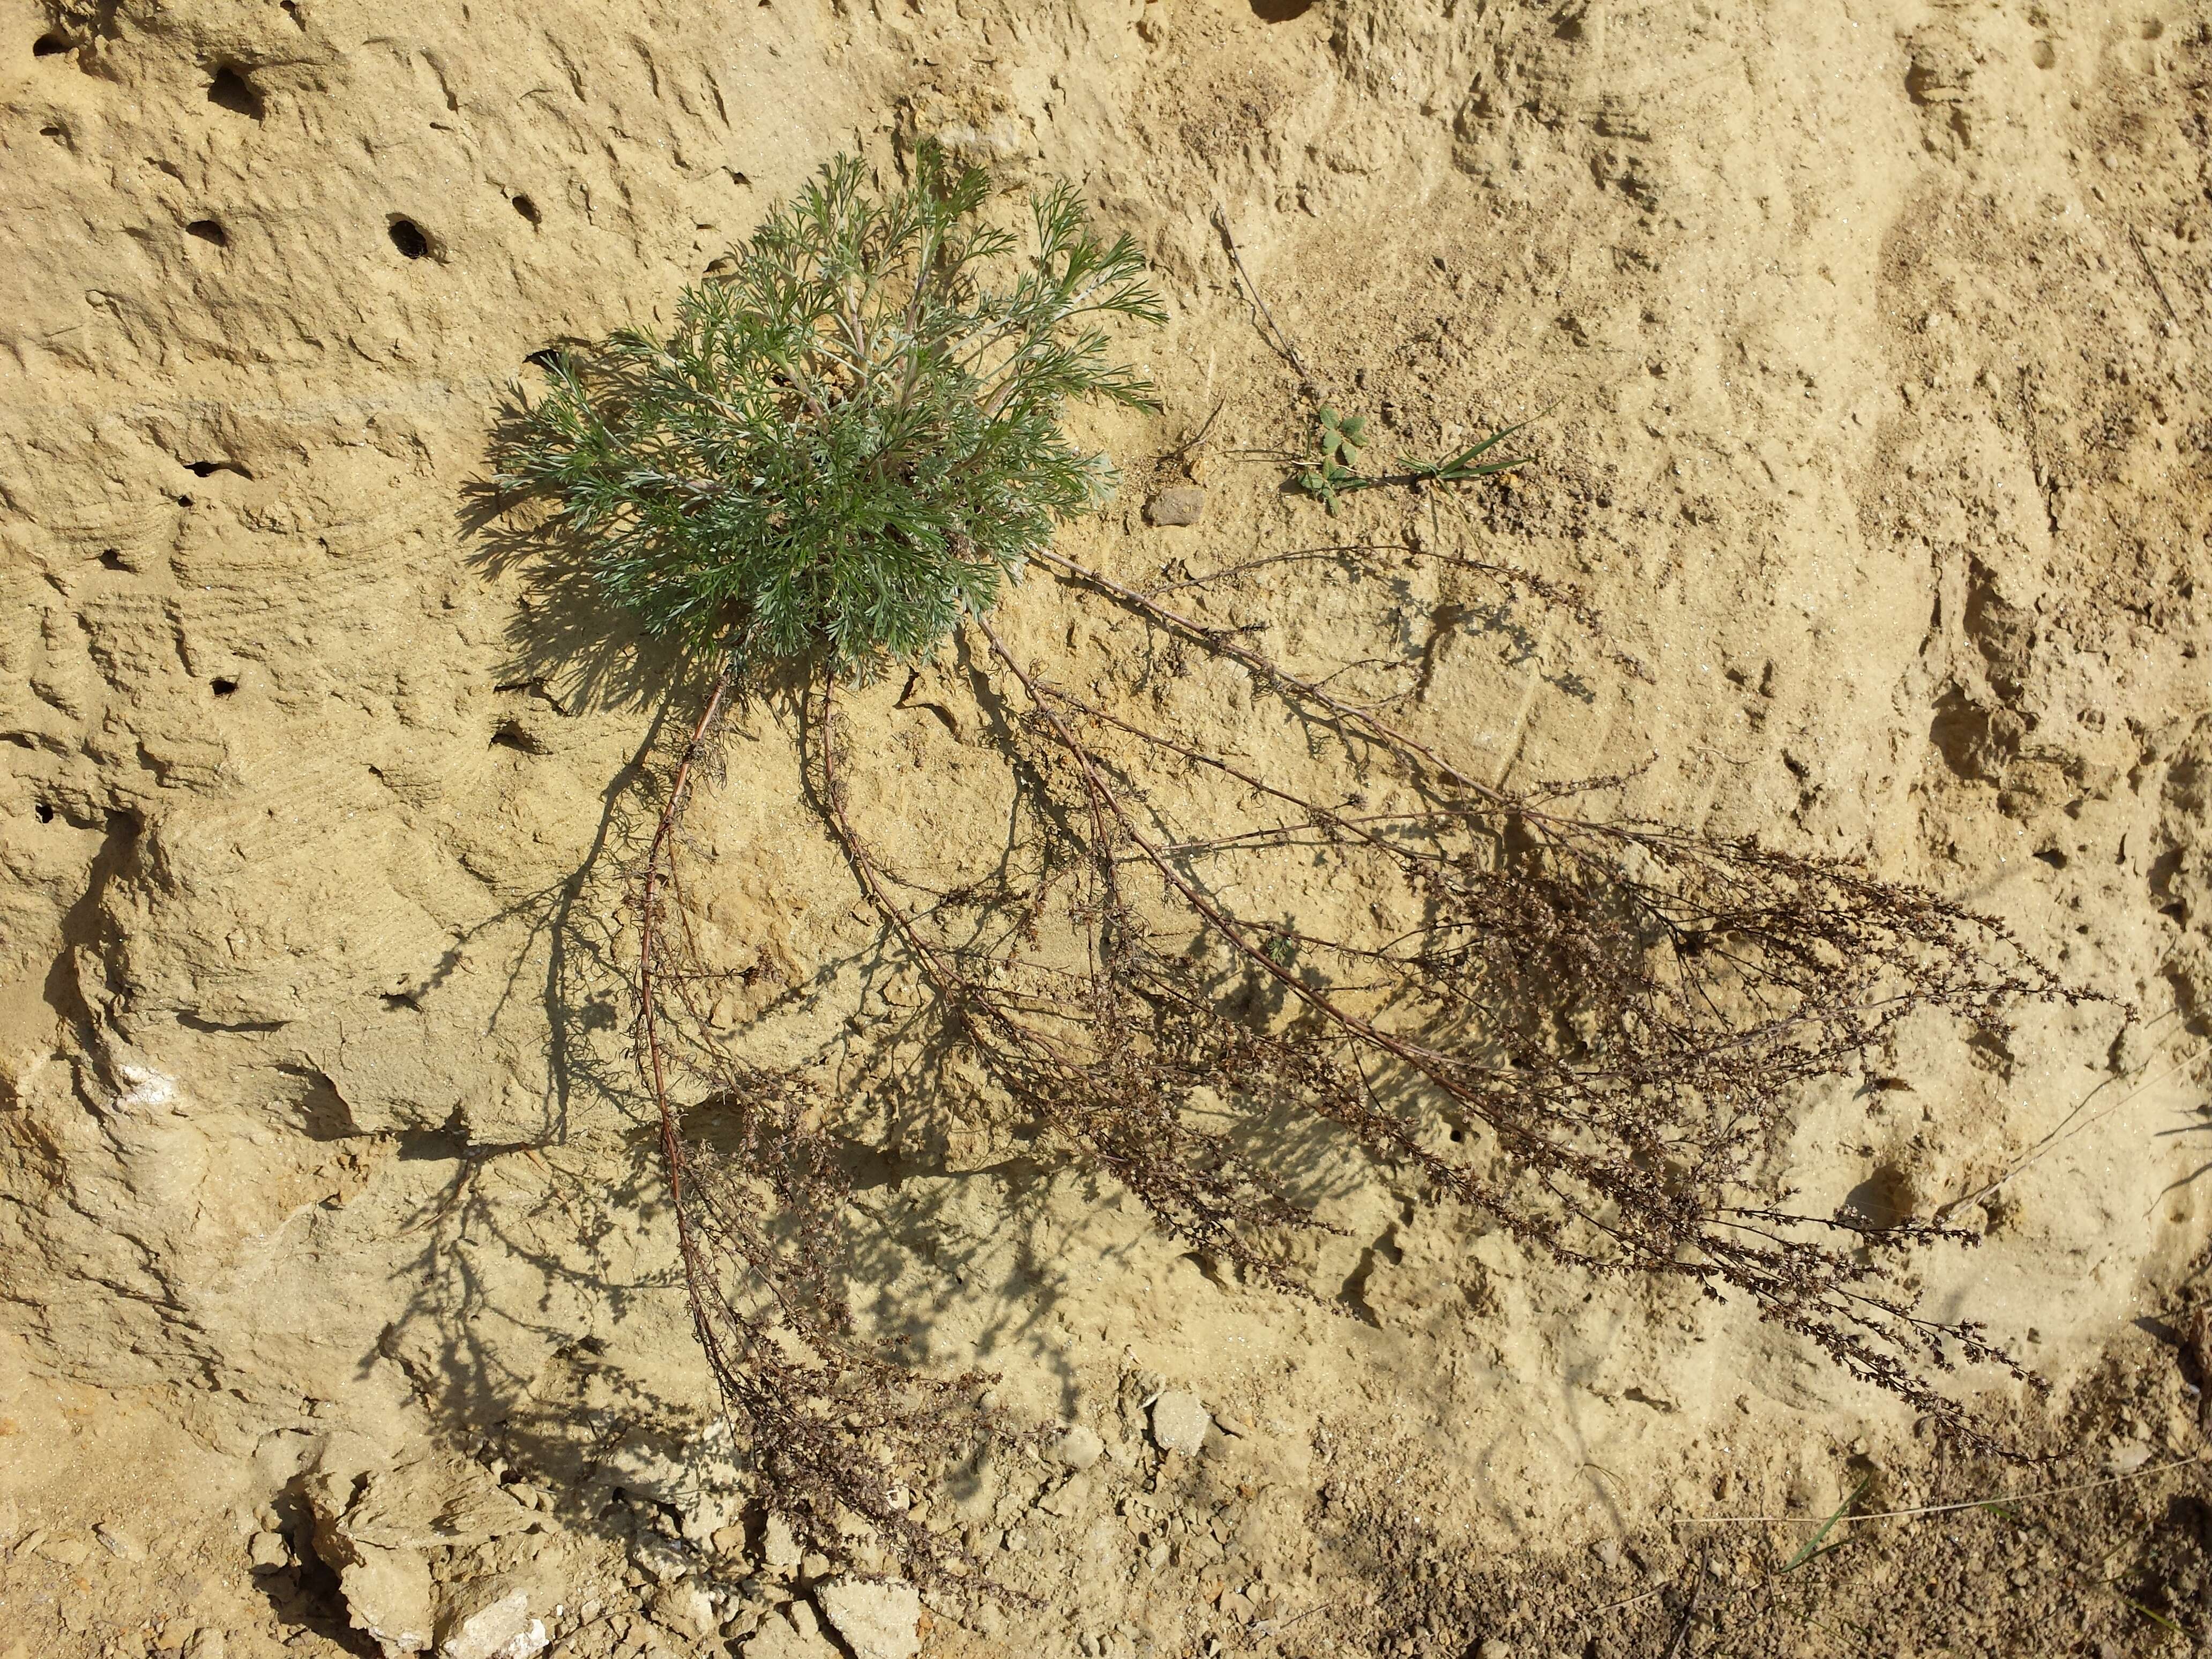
795;539;2079;1463
632;678;1005;1585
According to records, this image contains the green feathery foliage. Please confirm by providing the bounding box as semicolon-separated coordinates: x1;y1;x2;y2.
498;144;1165;677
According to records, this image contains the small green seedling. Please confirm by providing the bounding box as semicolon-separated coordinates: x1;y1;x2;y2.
1779;1475;1870;1575
1295;406;1536;513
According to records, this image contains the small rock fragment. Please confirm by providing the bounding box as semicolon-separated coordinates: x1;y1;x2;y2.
95;1522;146;1560
762;1514;802;1572
743;1605;841;1659
629;1530;691;1585
1145;487;1206;526
814;1578;923;1659
335;1546;435;1654
1149;1391;1210;1456
722;1606;763;1642
1477;1642;1513;1659
648;1581;716;1642
438;1576;546;1659
1053;1424;1104;1471
183;1633;228;1659
42;1534;91;1567
2106;1440;2155;1474
1039;1474;1090;1518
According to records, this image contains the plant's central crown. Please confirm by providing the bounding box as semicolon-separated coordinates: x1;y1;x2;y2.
501;144;1164;677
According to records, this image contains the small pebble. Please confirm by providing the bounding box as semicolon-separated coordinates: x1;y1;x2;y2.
761;1514;802;1572
647;1581;716;1641
815;1576;923;1659
629;1532;690;1585
246;1530;288;1571
1053;1424;1105;1471
1039;1474;1090;1518
1146;487;1206;526
1150;1391;1210;1456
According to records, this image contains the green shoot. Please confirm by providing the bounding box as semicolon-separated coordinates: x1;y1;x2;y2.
1780;1476;1870;1575
1295;407;1537;513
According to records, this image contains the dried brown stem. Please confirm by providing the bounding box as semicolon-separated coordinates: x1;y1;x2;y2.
633;534;2092;1580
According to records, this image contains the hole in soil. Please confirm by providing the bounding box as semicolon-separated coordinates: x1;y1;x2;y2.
187;219;228;246
34;802;56;824
212;677;238;697
99;549;125;570
524;347;564;372
387;217;430;259
40;124;67;141
185;459;252;479
2033;847;2068;870
1249;0;1316;18
491;720;544;754
33;32;70;56
207;64;265;119
176;494;195;507
511;193;541;225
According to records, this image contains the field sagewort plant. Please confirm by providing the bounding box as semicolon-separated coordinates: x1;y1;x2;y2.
496;146;2073;1586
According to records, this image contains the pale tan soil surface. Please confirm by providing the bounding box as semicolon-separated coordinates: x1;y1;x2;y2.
5;2;2212;1657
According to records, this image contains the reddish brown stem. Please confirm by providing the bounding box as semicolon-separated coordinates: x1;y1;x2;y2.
638;662;737;1370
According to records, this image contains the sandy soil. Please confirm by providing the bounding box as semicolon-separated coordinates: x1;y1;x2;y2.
4;1;2210;1656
